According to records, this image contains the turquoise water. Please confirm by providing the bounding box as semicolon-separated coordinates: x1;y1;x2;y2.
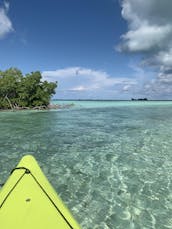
1;101;172;228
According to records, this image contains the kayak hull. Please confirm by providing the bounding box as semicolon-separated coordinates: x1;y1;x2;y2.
0;155;80;229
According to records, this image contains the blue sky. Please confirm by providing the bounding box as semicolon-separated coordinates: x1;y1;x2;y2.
1;0;172;99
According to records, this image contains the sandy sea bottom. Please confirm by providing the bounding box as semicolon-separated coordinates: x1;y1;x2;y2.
1;101;172;228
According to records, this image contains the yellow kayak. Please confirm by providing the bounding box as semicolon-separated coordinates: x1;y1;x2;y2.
0;155;81;229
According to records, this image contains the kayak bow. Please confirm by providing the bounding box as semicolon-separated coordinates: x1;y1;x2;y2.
0;155;81;229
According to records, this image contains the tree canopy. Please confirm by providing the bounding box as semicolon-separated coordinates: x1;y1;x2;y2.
0;68;57;109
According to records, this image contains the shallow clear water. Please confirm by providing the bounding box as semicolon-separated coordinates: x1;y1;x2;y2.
1;101;172;228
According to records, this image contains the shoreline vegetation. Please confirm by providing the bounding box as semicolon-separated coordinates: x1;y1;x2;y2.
0;104;75;112
0;68;58;112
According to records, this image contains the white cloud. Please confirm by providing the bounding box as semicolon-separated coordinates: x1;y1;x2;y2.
119;0;172;52
70;86;88;91
143;71;172;98
155;49;172;68
119;0;172;98
42;67;137;99
0;2;13;39
4;1;10;11
122;84;132;91
121;24;172;52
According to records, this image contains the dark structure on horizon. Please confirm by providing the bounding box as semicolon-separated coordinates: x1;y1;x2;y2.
131;98;148;101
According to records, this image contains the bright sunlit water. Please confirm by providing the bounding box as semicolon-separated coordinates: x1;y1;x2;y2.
1;101;172;228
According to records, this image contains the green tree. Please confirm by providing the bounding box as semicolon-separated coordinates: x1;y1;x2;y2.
0;68;23;108
0;68;57;109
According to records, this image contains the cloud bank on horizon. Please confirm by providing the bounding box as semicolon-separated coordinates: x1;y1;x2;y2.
119;0;172;99
42;67;138;100
0;1;13;38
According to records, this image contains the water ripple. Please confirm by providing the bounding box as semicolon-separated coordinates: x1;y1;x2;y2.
1;104;172;228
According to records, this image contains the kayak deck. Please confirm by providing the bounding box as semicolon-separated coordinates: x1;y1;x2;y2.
0;155;80;229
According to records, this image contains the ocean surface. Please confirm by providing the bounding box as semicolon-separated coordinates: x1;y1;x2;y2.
1;100;172;228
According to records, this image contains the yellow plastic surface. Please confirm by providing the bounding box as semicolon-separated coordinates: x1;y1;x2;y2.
0;155;81;229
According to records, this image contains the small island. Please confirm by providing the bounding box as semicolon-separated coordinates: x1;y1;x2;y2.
131;98;148;101
0;68;57;111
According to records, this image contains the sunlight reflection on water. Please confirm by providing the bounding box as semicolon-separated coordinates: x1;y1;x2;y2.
1;102;172;228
